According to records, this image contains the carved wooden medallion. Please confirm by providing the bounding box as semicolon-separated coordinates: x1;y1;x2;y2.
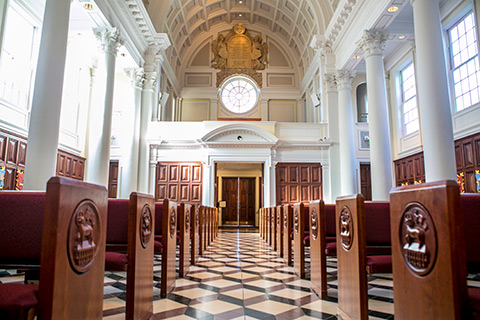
195;207;199;231
311;207;318;241
399;202;437;276
339;206;353;251
67;200;101;274
140;205;152;249
170;207;176;239
294;208;299;234
185;207;190;230
284;211;288;229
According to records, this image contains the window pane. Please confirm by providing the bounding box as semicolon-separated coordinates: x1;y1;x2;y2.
449;12;480;111
400;62;419;135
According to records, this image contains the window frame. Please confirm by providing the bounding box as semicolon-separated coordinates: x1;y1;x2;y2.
218;76;260;115
399;61;420;136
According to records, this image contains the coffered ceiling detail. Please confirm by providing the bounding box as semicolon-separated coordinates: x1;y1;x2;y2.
146;0;335;80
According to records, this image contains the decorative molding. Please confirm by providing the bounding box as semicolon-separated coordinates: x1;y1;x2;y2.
143;71;157;91
140;204;152;249
339;205;353;251
356;29;389;58
323;73;337;92
124;67;145;88
93;27;123;56
336;69;356;91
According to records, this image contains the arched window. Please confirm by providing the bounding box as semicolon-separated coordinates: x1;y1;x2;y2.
219;76;260;114
356;83;368;122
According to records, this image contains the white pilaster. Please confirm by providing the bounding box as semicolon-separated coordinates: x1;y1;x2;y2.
357;30;393;200
85;27;122;187
336;69;357;195
137;46;159;194
24;0;72;190
148;145;157;196
202;162;212;206
411;0;456;181
120;67;143;198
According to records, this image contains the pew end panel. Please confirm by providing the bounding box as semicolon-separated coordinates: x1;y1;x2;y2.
126;192;155;320
335;194;368;320
390;180;467;320
293;203;306;279
39;176;108;319
276;205;284;257
283;204;293;265
191;205;200;265
309;200;327;299
271;207;277;251
161;199;178;298
179;203;191;277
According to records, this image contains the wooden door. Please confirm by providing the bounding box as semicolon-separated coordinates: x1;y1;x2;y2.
222;177;256;225
108;160;119;198
239;178;255;225
223;178;238;224
359;163;372;201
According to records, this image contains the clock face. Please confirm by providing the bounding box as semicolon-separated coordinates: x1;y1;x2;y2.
220;77;259;114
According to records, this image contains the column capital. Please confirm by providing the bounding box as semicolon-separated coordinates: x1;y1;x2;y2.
143;71;157;91
336;70;356;91
356;29;389;58
124;67;145;89
93;27;123;56
323;73;337;92
310;34;333;56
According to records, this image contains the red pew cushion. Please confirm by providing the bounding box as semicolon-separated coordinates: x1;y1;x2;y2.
0;284;38;320
462;194;480;273
325;204;336;237
468;287;480;316
366;255;392;274
364;202;391;246
105;252;128;271
106;199;129;244
154;240;163;254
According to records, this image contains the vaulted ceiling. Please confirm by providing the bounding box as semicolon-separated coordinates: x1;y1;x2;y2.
146;0;336;78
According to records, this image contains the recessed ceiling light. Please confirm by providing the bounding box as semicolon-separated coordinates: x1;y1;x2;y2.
399;35;405;39
352;55;360;59
83;3;94;10
238;13;243;17
388;6;398;13
239;0;243;3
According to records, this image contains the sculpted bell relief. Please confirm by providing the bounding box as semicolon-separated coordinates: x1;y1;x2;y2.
211;23;268;71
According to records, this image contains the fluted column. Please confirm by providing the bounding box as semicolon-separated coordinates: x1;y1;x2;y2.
120;68;144;198
337;70;357;195
357;30;392;200
137;46;159;194
85;27;122;187
411;0;456;181
324;73;340;201
24;0;72;190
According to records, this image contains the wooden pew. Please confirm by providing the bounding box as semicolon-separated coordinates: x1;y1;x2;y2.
0;177;107;319
270;207;277;251
275;205;283;258
179;203;191;277
335;195;392;320
105;193;156;320
155;199;178;298
199;205;206;255
282;204;293;265
309;200;327;298
293;202;309;279
390;180;480;319
259;208;264;239
191;204;200;265
265;207;270;246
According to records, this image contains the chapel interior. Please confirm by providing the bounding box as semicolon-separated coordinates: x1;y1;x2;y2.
0;0;480;319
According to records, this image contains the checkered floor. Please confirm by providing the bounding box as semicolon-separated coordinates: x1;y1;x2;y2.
17;229;480;319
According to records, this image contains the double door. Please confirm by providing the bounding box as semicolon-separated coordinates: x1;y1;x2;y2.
222;177;255;225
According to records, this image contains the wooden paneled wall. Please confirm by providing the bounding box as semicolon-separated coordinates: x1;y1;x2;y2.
275;162;322;205
0;129;85;190
394;131;480;193
155;162;203;204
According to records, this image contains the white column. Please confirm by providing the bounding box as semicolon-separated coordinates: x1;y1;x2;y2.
23;0;72;190
324;73;341;201
120;68;143;198
411;0;456;181
337;70;357;195
357;30;393;200
202;162;212;206
137;47;158;194
263;159;272;207
148;145;157;196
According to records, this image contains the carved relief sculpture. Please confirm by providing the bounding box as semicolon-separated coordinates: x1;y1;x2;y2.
311;207;318;240
170;207;176;239
211;23;268;87
399;203;437;276
140;205;152;249
294;208;299;234
68;200;101;273
339;206;353;251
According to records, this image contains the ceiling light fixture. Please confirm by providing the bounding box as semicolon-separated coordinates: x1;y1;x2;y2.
238;13;243;17
83;3;94;10
352;55;360;59
388;6;398;13
239;0;243;3
399;35;405;39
